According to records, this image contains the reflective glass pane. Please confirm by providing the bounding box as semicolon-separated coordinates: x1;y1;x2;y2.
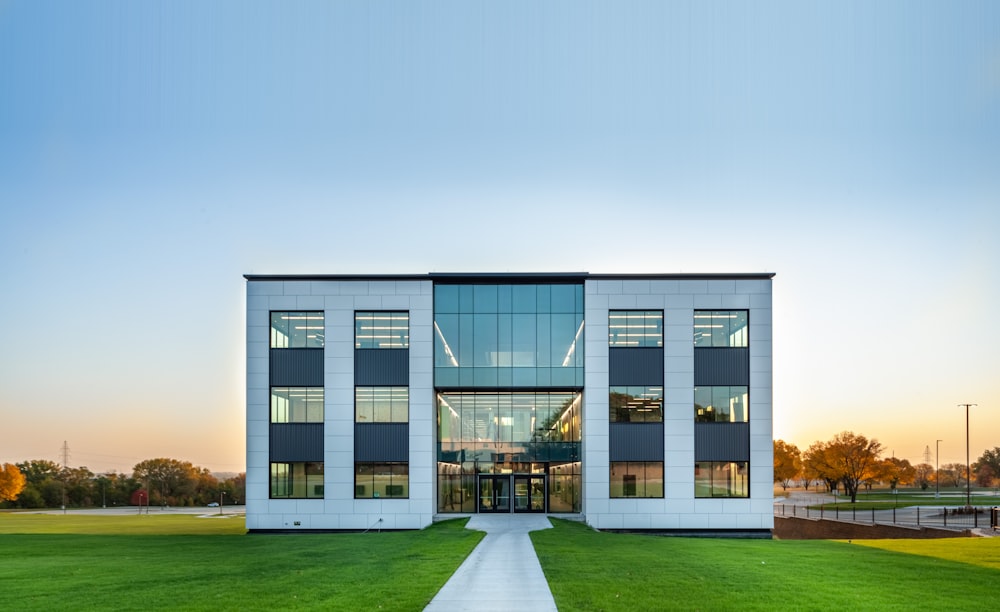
435;285;459;313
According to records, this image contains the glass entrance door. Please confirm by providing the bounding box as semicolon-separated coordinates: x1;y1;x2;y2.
478;475;510;513
513;475;546;513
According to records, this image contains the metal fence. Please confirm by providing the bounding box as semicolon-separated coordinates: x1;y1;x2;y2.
776;503;1000;531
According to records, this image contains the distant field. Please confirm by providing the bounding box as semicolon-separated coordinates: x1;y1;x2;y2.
532;519;998;611
0;515;483;611
0;513;246;535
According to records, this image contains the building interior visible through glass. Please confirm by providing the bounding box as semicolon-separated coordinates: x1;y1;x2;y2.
435;283;584;513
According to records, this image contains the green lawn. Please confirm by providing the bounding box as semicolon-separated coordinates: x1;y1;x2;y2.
532;519;998;611
798;488;1000;511
0;515;483;611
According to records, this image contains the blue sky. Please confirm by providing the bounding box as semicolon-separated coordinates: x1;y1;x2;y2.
1;1;998;473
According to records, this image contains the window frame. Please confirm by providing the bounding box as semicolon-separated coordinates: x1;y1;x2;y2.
269;461;325;499
693;310;748;348
694;461;749;498
609;461;664;498
270;387;325;423
354;462;410;499
270;311;325;349
355;387;409;423
693;386;749;423
609;310;664;348
355;311;410;349
609;385;664;423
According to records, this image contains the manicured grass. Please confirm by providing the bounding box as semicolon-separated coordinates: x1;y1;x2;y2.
0;513;247;535
0;516;483;611
800;488;1000;511
854;537;1000;571
532;519;998;611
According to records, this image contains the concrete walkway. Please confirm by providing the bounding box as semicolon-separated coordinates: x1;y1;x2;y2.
424;515;557;611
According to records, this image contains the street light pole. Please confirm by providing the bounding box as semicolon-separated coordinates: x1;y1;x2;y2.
935;439;942;499
958;404;977;509
220;491;226;516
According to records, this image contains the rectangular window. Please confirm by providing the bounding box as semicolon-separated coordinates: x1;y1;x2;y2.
609;386;663;422
270;311;324;348
694;311;748;348
270;462;324;498
355;462;409;498
355;387;409;423
695;461;749;498
694;386;748;423
609;310;663;347
609;461;664;498
270;387;324;423
355;311;409;349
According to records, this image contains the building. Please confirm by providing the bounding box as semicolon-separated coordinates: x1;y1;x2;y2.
245;272;774;535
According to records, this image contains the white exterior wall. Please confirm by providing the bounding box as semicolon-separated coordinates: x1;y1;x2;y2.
582;278;773;531
246;279;434;530
248;274;772;532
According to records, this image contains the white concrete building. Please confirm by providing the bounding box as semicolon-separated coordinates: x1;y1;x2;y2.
246;273;773;535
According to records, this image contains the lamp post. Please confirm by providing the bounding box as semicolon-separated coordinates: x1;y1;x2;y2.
959;404;977;509
137;492;144;515
935;440;942;500
219;491;226;516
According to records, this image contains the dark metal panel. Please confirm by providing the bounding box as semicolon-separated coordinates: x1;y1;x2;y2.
355;349;409;386
609;348;664;386
609;422;664;462
355;423;409;462
269;423;324;462
270;349;324;387
694;422;750;461
693;348;749;386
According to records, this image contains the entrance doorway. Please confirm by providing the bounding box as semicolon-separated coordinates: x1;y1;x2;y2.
478;475;545;513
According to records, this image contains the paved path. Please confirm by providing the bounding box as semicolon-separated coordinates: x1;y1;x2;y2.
424;515;557;612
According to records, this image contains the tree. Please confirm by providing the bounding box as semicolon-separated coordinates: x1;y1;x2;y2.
823;431;884;503
773;440;801;490
133;458;207;506
0;463;27;503
878;457;916;490
802;441;840;494
14;460;64;508
973;447;1000;487
939;463;966;488
914;463;934;490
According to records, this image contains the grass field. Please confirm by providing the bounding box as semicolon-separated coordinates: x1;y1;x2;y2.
5;514;999;611
783;487;1000;511
0;514;483;611
532;519;998;611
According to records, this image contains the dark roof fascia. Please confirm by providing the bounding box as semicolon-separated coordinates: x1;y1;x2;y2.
244;272;775;282
244;274;430;282
586;272;775;280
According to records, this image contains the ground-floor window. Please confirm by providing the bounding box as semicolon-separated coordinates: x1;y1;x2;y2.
355;462;409;498
270;462;324;499
695;461;749;498
609;461;664;498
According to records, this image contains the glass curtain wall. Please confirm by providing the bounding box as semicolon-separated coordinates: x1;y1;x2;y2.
433;283;584;387
434;282;585;513
437;391;581;512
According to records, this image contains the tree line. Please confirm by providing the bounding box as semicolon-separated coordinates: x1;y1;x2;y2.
0;458;245;509
774;432;1000;503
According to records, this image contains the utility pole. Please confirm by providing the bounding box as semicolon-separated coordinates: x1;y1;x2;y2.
935;440;942;499
60;440;70;513
958;404;976;509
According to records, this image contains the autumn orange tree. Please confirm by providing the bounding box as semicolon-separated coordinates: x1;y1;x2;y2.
773;440;801;490
802;432;885;502
0;463;27;503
